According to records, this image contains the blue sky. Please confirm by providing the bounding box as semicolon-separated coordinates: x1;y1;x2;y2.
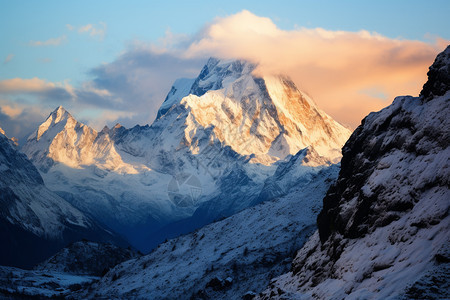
2;0;449;83
0;1;449;141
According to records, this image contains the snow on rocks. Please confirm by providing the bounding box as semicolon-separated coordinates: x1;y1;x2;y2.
258;45;450;300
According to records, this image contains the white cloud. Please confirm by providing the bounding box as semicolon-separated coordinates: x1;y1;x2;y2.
77;22;107;40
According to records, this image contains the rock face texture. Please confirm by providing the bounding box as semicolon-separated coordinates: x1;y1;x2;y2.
420;45;450;101
259;46;450;299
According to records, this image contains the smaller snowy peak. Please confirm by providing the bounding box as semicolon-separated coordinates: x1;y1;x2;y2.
420;45;450;101
101;125;110;134
102;122;129;144
27;106;76;142
23;106;100;170
0;127;5;136
23;106;144;174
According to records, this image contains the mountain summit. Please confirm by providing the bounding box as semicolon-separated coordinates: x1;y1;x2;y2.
22;58;351;252
153;58;351;165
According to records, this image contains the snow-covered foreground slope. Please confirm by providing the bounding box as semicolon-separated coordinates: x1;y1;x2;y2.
0;129;123;268
22;58;351;252
86;164;339;299
259;45;450;299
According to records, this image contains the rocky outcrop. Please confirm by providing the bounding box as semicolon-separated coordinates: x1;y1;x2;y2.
35;240;140;276
259;45;450;299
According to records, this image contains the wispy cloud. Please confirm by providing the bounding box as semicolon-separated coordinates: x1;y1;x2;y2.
29;35;67;46
0;78;74;104
3;54;14;64
0;77;56;93
77;22;107;40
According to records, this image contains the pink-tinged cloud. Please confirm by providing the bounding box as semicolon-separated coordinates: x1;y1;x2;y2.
29;35;67;46
184;10;448;128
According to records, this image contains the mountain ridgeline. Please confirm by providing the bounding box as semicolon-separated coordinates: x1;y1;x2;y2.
0;47;448;299
21;58;351;253
0;129;125;268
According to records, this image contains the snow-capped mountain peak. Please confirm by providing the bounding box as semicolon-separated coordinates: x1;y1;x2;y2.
23;106;99;170
29;106;74;142
154;57;351;164
23;106;135;173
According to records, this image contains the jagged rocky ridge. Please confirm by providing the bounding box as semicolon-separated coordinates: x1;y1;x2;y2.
259;45;450;299
0;129;123;268
22;58;351;252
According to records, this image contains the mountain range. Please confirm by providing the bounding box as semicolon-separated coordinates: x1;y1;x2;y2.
0;46;448;299
21;58;351;253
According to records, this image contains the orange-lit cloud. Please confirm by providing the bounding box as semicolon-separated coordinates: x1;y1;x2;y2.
183;10;447;128
0;78;56;93
0;104;22;118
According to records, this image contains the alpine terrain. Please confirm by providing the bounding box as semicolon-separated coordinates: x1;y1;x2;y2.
0;128;123;269
259;45;450;299
22;58;351;252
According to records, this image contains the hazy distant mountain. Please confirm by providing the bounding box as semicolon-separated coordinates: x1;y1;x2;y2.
22;58;351;252
259;45;450;300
